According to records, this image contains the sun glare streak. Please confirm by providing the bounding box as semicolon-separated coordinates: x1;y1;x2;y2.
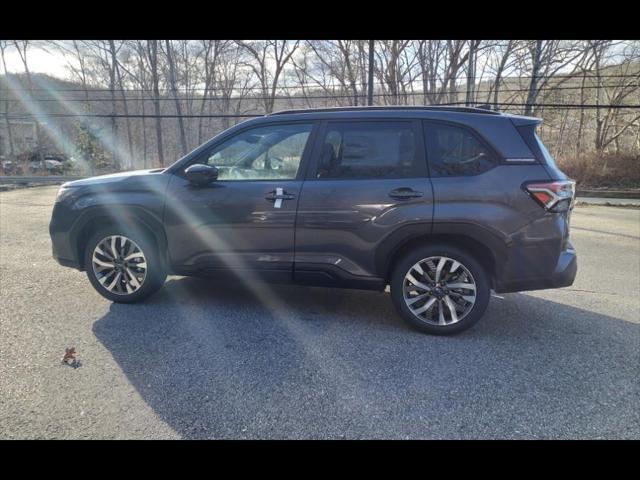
21;70;355;384
157;186;363;403
30;75;136;171
3;74;72;157
162;187;295;315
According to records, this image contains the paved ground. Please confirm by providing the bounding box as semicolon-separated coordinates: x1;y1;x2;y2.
1;186;638;439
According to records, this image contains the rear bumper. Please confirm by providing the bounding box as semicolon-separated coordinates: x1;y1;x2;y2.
495;247;577;293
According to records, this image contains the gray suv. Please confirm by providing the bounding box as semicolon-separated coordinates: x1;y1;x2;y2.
50;106;577;335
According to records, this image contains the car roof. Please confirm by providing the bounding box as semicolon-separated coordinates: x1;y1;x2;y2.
270;105;503;117
242;105;542;125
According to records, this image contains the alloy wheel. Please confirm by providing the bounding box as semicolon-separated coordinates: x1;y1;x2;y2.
402;256;477;325
91;235;148;295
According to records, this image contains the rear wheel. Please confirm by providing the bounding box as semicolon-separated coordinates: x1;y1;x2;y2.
84;227;166;303
390;245;490;335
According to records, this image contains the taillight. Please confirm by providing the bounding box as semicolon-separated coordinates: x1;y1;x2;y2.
524;180;576;212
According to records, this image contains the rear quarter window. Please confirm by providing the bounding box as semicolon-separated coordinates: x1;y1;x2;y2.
423;122;499;177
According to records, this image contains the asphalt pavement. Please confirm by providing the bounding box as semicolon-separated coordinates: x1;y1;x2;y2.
1;186;638;439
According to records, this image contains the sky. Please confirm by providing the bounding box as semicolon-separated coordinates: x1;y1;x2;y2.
2;45;72;79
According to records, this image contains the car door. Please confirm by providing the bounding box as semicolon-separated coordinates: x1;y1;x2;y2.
294;119;434;286
164;121;317;279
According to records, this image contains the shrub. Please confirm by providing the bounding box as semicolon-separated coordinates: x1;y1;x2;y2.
557;154;640;189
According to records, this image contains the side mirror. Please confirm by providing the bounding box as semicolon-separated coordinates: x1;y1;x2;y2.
184;164;218;185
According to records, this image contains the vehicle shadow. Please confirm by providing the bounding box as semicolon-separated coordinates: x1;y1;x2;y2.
92;276;639;439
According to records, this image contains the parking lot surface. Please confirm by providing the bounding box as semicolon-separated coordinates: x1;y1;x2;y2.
1;186;638;439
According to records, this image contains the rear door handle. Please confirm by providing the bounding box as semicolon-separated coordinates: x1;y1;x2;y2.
388;188;423;200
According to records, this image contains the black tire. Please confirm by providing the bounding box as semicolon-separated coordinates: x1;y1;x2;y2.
390;244;490;335
83;226;166;303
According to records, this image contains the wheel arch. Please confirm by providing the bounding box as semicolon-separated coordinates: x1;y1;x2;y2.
379;223;507;287
72;206;168;271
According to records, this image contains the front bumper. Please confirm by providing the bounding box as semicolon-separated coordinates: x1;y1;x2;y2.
50;201;84;271
53;252;83;270
494;246;577;293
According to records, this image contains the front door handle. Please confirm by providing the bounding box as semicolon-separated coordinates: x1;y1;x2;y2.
388;188;424;200
266;188;295;208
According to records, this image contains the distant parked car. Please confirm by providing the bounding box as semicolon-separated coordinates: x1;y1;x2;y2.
1;160;24;175
29;158;64;175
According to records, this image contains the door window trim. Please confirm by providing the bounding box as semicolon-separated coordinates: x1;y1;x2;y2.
177;120;319;183
305;119;428;181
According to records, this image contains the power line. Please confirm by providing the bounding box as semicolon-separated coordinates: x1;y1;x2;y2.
1;73;639;94
4;87;640;103
4;113;264;119
4;103;640;120
450;102;640;109
3;83;640;104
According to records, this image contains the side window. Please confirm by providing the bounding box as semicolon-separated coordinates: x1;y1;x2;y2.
201;123;312;181
317;121;423;179
424;122;498;176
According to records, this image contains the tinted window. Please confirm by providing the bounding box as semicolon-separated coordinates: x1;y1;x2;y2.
317;122;422;179
424;122;498;176
202;123;312;180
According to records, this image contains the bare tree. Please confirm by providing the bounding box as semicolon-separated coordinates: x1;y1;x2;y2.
195;40;228;143
12;40;44;163
120;40;151;167
465;40;482;106
374;40;416;104
300;40;369;106
415;40;472;105
163;40;188;155
522;40;584;115
109;40;135;165
0;40;15;161
236;40;300;113
593;42;640;157
573;40;605;156
88;40;120;168
416;40;445;105
217;43;256;129
479;40;523;108
145;40;164;166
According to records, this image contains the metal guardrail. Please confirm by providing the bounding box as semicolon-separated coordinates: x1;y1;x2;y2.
576;189;640;199
0;176;87;184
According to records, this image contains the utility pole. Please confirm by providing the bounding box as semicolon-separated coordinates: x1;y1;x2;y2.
465;41;476;107
367;40;374;106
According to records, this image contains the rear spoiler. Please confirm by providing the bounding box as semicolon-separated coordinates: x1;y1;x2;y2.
507;114;543;127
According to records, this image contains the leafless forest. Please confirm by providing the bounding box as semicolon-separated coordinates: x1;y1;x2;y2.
1;40;639;186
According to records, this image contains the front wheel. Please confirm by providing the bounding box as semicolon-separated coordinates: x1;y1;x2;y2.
84;228;166;303
390;245;491;335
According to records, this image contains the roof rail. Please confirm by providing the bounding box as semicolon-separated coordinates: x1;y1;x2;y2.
270;105;502;116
